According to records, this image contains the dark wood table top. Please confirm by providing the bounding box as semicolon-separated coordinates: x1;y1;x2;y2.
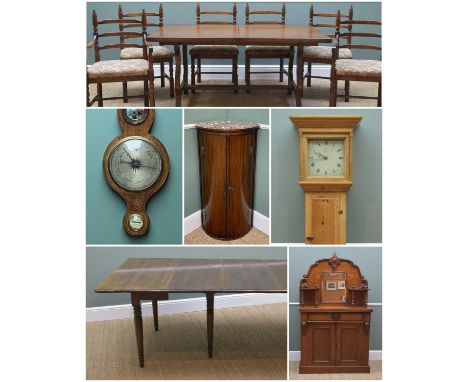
237;24;332;45
147;24;331;45
95;258;287;293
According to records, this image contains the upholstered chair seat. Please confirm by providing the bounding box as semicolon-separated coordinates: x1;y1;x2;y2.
335;59;381;78
245;46;290;55
87;59;149;79
304;46;352;60
190;45;239;55
120;46;174;60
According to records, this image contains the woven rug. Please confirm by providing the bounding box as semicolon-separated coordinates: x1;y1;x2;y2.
87;303;287;380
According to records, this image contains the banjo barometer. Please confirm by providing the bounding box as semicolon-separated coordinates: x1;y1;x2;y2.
103;109;170;236
291;115;361;244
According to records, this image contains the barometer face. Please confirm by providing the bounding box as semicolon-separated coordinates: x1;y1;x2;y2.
122;108;149;125
307;139;345;177
109;137;162;191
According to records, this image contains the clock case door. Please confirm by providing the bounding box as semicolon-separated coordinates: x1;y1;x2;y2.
305;192;346;244
197;128;258;240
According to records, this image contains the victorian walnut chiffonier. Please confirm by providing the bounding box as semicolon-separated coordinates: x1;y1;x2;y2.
299;253;372;373
196;121;259;240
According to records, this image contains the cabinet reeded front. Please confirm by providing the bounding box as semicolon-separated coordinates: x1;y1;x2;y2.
299;254;372;374
290;116;362;244
196;121;259;240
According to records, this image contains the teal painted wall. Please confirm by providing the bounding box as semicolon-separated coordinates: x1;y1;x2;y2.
87;246;287;307
288;246;382;351
184;108;269;217
87;2;382;64
271;108;381;243
86;109;182;244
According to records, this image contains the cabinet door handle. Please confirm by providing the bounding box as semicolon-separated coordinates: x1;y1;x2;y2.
301;321;306;335
228;186;233;193
363;322;370;334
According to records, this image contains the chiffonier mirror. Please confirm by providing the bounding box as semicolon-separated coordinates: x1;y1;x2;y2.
299;253;372;373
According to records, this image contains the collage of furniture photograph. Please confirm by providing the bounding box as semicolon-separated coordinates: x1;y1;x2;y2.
85;1;383;381
86;1;382;107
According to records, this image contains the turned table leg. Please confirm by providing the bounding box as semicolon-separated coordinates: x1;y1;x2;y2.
131;293;145;367
182;45;188;95
206;292;214;358
152;299;159;331
174;44;182;106
295;45;304;107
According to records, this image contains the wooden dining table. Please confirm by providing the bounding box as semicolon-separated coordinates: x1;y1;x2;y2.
147;24;332;106
95;258;287;367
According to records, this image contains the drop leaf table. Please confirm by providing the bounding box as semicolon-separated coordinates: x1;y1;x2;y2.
95;258;287;367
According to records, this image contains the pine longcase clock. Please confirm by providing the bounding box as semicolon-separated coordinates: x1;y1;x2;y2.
103;109;170;236
291;116;361;244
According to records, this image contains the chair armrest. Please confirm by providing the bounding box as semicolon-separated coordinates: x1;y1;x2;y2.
87;36;97;49
143;38;154;65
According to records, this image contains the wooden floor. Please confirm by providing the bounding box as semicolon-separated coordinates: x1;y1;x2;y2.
289;361;382;380
87;303;287;380
87;78;379;107
184;227;269;245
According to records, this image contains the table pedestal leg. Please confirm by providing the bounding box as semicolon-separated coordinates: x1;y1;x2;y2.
295;46;304;107
206;292;214;358
174;44;181;106
287;46;294;95
131;293;144;367
183;45;188;95
152;299;159;331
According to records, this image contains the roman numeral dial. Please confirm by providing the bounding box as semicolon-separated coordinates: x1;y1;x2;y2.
307;139;345;177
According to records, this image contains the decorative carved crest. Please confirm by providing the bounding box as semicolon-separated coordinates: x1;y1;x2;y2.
328;253;341;270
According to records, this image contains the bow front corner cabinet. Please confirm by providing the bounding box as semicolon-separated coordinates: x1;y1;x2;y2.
196;121;259;240
299;253;372;374
290;115;362;244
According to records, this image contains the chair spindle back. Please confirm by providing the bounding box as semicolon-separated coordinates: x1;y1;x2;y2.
196;2;237;25
245;2;286;25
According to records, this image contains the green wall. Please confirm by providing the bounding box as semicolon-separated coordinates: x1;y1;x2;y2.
184;108;270;217
86;109;182;244
288;246;382;351
87;2;382;64
87;246;287;307
271;108;381;243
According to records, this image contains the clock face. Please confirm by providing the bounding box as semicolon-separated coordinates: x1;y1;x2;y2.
307;139;345;177
123;108;149;125
109;137;163;191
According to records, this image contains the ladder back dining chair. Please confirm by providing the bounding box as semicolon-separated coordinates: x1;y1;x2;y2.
119;4;174;99
303;5;353;92
330;17;382;106
190;2;239;93
86;10;155;107
244;2;293;94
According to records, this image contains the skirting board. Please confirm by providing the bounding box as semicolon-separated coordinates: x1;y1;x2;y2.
154;64;330;80
289;350;382;362
87;292;286;322
184;209;270;236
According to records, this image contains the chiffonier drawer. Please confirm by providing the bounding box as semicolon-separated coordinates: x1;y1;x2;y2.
307;312;365;321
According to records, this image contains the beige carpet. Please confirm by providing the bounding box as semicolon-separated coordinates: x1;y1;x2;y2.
88;78;378;107
289;360;382;380
184;227;269;245
87;303;287;380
